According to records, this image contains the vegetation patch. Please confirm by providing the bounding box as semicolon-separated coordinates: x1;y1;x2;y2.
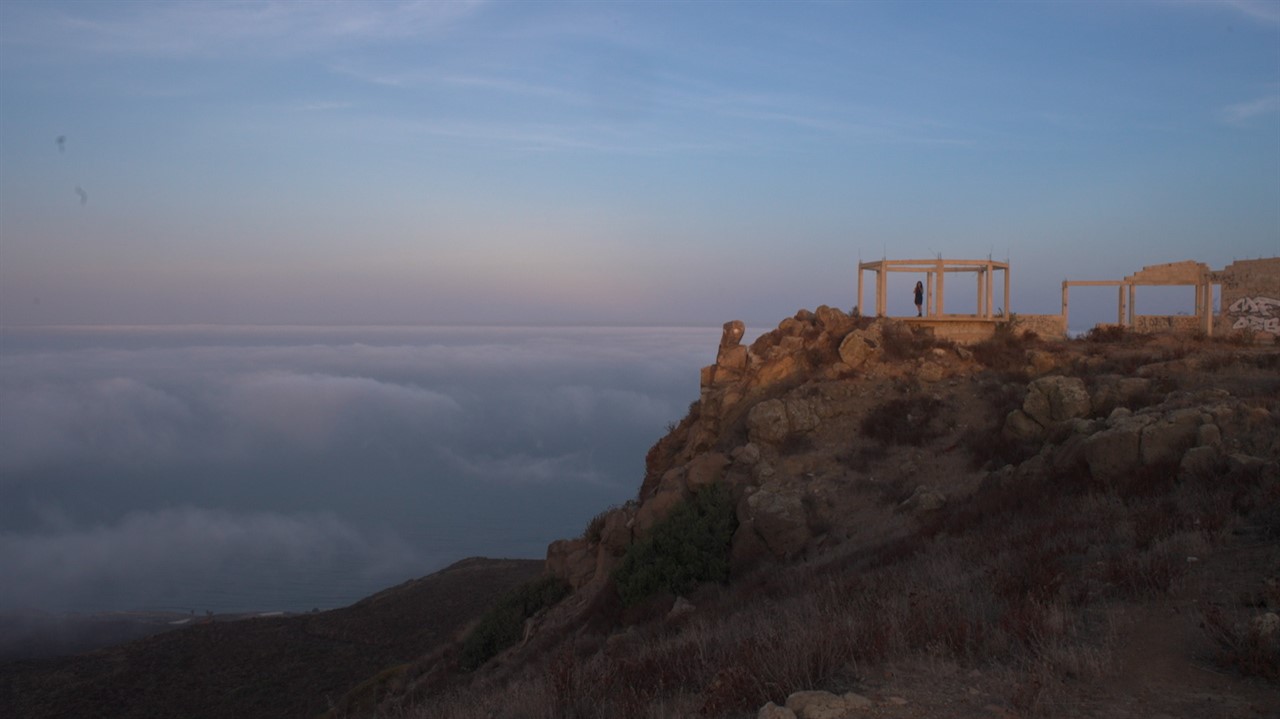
458;575;570;672
612;484;738;607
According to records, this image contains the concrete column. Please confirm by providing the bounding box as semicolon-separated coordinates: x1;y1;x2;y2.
988;258;998;314
936;261;946;315
926;272;934;317
1003;267;1011;317
976;269;984;318
856;268;863;316
1117;286;1126;325
1128;284;1136;326
877;268;887;316
1062;281;1070;333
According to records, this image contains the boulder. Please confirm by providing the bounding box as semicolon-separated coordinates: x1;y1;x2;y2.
634;480;688;534
785;690;849;719
732;443;762;466
1140;409;1201;466
917;361;945;383
667;596;695;621
785;397;821;434
838;328;882;369
758;702;798;719
599;507;634;554
1084;417;1147;483
546;538;596;589
1179;445;1219;479
1027;350;1057;375
1025;376;1091;427
744;482;810;557
748;399;791;445
748;397;821;445
686;452;730;488
1197;423;1222;447
899;486;946;513
1003;409;1044;442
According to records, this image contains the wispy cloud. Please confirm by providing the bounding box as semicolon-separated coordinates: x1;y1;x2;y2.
1220;94;1280;125
5;1;486;58
1220;0;1280;25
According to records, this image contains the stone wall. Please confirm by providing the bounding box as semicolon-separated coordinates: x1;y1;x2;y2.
1014;313;1067;339
1133;315;1200;335
1219;258;1280;339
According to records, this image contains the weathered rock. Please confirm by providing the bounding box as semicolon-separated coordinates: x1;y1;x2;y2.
1027;349;1057;375
720;320;746;348
1251;612;1280;639
1091;376;1154;415
634;479;688;534
1179;445;1219;479
843;691;873;709
785;397;821;434
785;690;848;719
546;538;595;589
748;399;791;445
1140;409;1201;466
838;328;881;369
1003;408;1044;442
754;354;804;388
917;361;945;383
686;452;730;488
748;397;820;445
1084;417;1148;482
744;482;810;557
758;702;798;719
1025;376;1091;427
899;486;946;513
814;304;848;331
599;507;634;554
732;443;762;466
1197;423;1222;447
667;596;695;621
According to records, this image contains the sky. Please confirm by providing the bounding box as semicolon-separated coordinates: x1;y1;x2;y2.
1;1;1277;327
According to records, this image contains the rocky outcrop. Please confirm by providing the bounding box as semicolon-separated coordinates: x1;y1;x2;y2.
548;306;1280;607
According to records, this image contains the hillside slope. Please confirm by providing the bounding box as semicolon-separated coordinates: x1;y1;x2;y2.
388;310;1279;718
0;557;542;719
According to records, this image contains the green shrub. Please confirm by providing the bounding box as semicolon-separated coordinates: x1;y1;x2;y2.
458;575;570;671
612;483;738;606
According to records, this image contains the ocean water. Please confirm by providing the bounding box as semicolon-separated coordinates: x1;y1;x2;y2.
0;325;724;613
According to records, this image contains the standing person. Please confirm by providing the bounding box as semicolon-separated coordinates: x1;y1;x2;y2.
913;281;924;317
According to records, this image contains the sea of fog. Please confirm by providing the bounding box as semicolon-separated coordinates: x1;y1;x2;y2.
0;325;736;614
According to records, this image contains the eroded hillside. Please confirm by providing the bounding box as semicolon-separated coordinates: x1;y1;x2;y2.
385;309;1278;719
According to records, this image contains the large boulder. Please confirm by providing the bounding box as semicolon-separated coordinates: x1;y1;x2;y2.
686;452;730;488
1140;408;1202;466
748;399;790;444
838;328;881;369
1024;376;1091;427
1084;415;1151;482
747;397;821;446
546;538;596;589
742;482;810;557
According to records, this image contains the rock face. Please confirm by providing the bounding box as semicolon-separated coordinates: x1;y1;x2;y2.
547;305;1280;612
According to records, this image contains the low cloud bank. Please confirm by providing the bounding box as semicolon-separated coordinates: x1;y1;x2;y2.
0;507;415;612
0;326;718;610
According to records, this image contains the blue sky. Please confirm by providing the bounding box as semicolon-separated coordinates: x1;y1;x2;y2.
1;1;1277;327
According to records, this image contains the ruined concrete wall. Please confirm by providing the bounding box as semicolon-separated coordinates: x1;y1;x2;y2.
1219;258;1280;339
1015;314;1067;339
1134;315;1200;335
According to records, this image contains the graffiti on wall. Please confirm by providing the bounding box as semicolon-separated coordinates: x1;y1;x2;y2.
1228;296;1280;335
